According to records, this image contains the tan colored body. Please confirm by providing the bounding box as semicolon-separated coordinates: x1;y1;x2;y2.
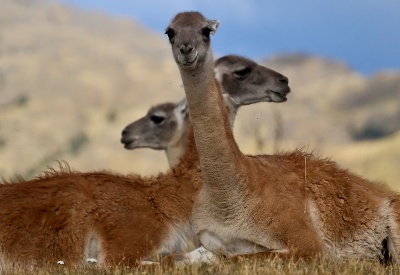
0;139;200;269
165;11;400;264
0;55;290;270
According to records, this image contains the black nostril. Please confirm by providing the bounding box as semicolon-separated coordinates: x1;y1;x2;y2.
279;76;289;85
179;45;194;54
121;129;127;136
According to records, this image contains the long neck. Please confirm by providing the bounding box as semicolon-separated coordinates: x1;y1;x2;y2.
165;145;186;168
179;57;243;190
223;94;239;128
166;96;238;169
172;123;201;174
165;121;190;168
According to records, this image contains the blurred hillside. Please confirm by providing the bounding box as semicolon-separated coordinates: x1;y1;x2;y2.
1;0;399;190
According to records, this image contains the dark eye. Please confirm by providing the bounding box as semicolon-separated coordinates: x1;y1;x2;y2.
165;28;175;44
233;67;251;79
201;27;211;40
150;115;165;125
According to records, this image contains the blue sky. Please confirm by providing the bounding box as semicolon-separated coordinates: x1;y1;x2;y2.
59;0;400;75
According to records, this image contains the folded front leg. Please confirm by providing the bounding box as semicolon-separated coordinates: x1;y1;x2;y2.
160;246;218;267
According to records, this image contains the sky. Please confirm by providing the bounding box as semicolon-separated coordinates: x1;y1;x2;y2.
58;0;400;75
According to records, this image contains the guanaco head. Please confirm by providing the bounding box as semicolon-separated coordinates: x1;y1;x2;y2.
121;99;188;151
121;56;291;166
215;55;290;105
165;12;219;70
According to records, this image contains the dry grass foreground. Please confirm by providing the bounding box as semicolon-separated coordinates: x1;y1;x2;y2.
4;257;400;275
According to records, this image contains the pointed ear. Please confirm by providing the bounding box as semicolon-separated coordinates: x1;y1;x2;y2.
207;20;219;35
177;98;188;117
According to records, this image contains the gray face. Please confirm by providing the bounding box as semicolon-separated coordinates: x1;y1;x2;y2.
215;55;291;105
165;12;219;70
120;102;187;150
121;56;291;152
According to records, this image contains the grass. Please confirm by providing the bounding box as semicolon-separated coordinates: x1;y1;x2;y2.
3;257;399;275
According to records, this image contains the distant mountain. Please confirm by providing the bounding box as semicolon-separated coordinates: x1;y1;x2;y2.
1;0;399;191
262;53;400;143
0;0;183;180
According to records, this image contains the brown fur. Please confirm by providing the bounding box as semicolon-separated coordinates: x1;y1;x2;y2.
0;51;291;269
0;130;201;269
166;11;400;264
